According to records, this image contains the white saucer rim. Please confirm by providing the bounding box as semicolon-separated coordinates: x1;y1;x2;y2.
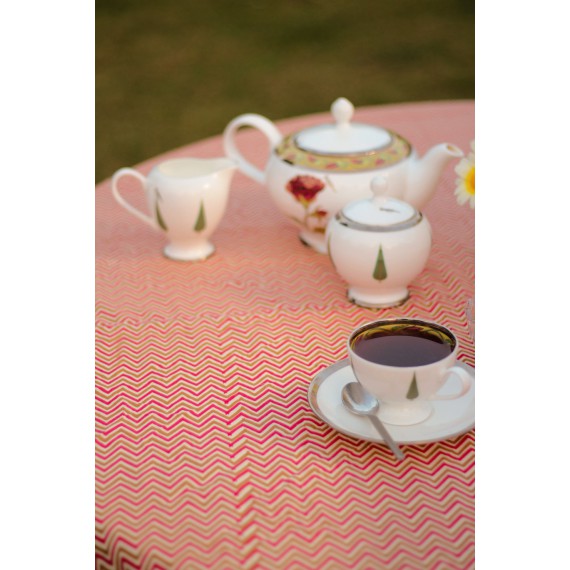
308;358;475;445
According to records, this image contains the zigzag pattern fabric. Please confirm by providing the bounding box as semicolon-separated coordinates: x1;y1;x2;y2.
96;101;475;569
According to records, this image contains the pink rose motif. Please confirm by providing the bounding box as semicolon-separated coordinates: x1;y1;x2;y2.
286;175;325;207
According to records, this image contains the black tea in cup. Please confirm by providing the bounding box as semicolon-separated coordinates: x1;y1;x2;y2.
350;320;455;367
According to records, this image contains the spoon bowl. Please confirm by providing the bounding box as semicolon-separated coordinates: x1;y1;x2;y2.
342;382;380;416
341;382;405;461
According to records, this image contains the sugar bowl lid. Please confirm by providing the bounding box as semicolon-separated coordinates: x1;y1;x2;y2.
336;177;423;231
274;98;412;173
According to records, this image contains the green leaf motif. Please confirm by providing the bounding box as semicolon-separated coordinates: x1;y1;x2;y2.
155;190;168;231
406;373;419;400
372;245;388;281
194;201;206;232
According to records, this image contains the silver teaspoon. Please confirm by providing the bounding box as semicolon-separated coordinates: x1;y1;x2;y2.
341;382;405;461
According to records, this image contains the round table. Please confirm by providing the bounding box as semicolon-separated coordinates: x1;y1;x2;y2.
96;100;475;569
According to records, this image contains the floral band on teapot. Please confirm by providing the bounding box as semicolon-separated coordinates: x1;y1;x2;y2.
274;130;412;173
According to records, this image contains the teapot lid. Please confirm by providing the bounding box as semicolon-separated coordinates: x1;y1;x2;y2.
296;98;392;154
274;98;412;173
336;177;423;231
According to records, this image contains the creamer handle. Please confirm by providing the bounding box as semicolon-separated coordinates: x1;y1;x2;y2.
223;113;282;185
111;168;156;228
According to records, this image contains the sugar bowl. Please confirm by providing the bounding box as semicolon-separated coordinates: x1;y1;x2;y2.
326;177;432;308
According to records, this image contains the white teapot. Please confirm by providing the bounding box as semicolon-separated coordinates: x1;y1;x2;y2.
326;177;432;308
224;97;462;253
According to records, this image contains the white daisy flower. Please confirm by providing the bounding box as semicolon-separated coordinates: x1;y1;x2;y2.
454;140;475;209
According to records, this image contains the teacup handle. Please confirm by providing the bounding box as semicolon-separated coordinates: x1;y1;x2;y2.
111;167;156;228
430;366;474;401
223;114;282;184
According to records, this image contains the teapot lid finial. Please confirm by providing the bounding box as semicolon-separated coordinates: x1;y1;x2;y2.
331;97;354;129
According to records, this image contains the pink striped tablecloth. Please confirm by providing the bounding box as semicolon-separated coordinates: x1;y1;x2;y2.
96;100;475;569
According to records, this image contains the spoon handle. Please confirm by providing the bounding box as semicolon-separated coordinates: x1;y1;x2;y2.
369;415;405;461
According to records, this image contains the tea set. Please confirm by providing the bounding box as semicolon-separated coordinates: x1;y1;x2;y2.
111;98;474;458
224;97;462;253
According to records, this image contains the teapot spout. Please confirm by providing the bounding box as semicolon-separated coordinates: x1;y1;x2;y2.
407;143;463;210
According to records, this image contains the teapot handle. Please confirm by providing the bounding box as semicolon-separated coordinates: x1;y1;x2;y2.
223;114;282;184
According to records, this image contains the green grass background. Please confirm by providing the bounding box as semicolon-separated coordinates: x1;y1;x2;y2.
96;0;474;183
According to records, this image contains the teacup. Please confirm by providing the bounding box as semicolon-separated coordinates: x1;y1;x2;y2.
111;157;236;261
348;318;474;425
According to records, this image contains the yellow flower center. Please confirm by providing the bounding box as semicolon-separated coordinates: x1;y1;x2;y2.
465;166;475;196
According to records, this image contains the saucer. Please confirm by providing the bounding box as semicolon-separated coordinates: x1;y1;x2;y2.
308;359;475;445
